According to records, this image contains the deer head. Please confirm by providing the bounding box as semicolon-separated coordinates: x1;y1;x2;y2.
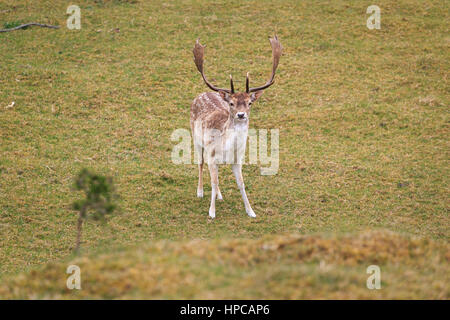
193;36;282;122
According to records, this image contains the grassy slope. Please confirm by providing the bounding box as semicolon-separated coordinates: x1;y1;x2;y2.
0;0;448;298
0;231;448;299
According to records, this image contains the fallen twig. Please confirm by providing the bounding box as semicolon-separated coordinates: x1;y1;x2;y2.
0;23;60;32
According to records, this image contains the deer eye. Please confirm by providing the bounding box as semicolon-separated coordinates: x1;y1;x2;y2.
248;102;252;106
229;102;234;107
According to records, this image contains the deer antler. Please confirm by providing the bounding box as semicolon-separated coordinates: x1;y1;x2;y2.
193;39;233;93
247;35;282;93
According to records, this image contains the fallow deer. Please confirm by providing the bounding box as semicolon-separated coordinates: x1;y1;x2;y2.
190;36;282;219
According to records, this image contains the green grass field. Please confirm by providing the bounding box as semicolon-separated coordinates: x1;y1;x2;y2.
0;0;448;299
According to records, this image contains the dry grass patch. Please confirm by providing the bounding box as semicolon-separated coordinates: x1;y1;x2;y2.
1;231;448;299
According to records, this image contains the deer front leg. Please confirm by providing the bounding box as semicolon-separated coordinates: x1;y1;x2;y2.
208;163;219;218
195;144;204;198
197;163;204;197
232;164;256;218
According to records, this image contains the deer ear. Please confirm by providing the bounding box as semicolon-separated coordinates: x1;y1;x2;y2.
250;90;263;102
218;90;231;102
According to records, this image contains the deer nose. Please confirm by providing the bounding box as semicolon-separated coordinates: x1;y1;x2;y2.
237;112;245;119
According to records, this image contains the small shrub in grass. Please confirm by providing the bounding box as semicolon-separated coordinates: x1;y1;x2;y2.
72;168;118;253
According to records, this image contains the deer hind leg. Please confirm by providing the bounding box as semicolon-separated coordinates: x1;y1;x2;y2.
232;164;256;218
215;163;223;200
216;186;223;200
208;163;219;218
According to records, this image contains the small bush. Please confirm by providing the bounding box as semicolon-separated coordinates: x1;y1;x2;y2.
72;168;118;252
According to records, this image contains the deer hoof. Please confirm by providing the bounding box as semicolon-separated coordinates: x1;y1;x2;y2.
197;189;203;198
209;208;215;219
247;210;256;218
217;193;223;200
